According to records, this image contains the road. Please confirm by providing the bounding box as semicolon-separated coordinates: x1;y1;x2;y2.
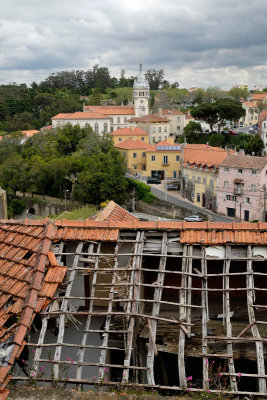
127;174;232;222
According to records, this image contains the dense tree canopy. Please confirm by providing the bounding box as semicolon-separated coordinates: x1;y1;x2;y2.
0;125;128;205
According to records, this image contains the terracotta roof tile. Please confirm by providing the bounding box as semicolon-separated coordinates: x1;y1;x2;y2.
128;114;170;123
52;112;111;120
83;105;135;115
91;201;139;223
115;139;153;150
220;154;267;169
111;127;149;136
184;145;230;168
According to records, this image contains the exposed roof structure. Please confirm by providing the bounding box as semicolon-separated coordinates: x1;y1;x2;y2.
52;112;111;120
128;114;170;123
111;127;148;136
83;105;135;115
1;219;267;397
220;154;267;169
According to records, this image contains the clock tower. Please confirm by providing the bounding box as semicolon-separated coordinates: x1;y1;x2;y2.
133;63;150;117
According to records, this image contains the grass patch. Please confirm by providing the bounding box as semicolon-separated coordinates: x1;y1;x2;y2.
55;206;98;220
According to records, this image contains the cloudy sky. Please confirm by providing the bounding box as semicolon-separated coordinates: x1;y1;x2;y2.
1;0;267;89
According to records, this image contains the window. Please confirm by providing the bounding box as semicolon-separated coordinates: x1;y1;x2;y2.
94;123;98;133
224;181;229;188
119;138;122;142
163;155;168;165
164;126;167;132
192;176;195;183
103;123;108;133
210;179;214;188
177;126;180;130
251;184;256;191
110;127;113;133
123;152;126;157
141;137;144;141
226;194;231;200
133;165;137;169
151;155;155;161
177;117;180;121
203;178;207;185
252;169;257;174
133;153;137;158
245;197;250;204
124;117;127;123
238;168;243;173
153;137;156;143
224;167;229;172
197;177;201;183
110;118;113;123
165;136;167;141
176;155;180;161
158;127;161;133
153;127;156;133
173;171;177;179
142;165;146;171
142;152;145;158
117;117;120;123
159;136;161;141
197;193;200;202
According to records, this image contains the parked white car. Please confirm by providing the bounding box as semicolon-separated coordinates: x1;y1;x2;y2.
184;215;203;222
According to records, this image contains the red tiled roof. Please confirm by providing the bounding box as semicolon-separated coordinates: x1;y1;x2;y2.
243;101;258;108
91;201;139;223
220;153;267;169
111;127;148;136
52;112;110;120
83;105;135;115
162;109;185;116
0;221;67;394
184;145;231;168
252;93;267;101
128;114;170;123
21;130;40;137
41;125;53;131
115;139;153;150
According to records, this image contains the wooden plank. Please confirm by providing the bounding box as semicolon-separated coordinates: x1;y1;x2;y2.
178;245;187;389
122;231;144;383
202;247;209;391
76;243;101;387
146;232;168;385
246;245;266;393
224;246;237;391
53;242;84;379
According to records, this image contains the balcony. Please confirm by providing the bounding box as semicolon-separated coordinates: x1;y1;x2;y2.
162;163;169;166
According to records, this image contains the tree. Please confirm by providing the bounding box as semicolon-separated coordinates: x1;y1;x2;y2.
184;121;203;143
209;133;225;147
228;87;249;100
191;99;245;132
145;69;164;90
243;135;264;155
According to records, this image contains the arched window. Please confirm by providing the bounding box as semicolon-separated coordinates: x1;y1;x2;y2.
104;123;108;133
94;123;98;133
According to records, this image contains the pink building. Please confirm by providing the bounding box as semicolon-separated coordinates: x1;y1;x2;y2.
217;152;267;221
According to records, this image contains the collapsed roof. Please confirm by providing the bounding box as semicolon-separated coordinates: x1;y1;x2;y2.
0;219;267;398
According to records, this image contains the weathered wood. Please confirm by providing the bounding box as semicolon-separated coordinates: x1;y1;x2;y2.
76;243;101;386
224;246;237;391
53;242;84;379
202;247;209;391
178;245;187;389
146;232;167;385
246;245;266;393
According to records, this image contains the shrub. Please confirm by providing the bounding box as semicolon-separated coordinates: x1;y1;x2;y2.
128;178;156;203
9;198;26;217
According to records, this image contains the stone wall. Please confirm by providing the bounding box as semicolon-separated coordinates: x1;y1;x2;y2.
0;187;7;219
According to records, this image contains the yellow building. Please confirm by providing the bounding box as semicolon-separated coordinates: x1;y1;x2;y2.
144;139;182;180
115;137;182;180
182;144;231;211
115;139;150;174
111;127;149;145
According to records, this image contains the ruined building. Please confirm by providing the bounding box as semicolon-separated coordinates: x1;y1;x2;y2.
0;216;266;398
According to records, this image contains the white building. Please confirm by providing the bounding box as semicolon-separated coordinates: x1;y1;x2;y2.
51;112;111;134
132;63;150;117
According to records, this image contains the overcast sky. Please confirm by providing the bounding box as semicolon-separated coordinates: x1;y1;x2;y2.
1;0;266;89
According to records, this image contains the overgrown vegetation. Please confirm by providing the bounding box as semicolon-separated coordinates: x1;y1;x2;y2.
128;179;157;203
